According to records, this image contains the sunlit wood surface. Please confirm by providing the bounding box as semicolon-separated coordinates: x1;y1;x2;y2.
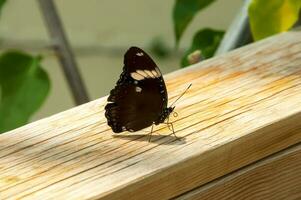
0;31;301;199
176;142;301;200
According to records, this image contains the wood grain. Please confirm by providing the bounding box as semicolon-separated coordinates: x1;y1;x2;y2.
175;142;301;200
1;31;301;199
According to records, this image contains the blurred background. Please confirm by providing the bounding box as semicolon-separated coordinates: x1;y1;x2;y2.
0;0;243;122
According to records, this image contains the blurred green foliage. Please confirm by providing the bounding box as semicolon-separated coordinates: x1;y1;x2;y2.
149;37;170;58
181;28;224;67
0;0;6;12
249;0;301;40
0;1;50;133
173;0;216;46
173;0;222;67
173;0;301;67
0;52;50;133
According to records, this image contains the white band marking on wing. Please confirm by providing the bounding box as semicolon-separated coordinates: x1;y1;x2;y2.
144;70;155;78
136;70;149;77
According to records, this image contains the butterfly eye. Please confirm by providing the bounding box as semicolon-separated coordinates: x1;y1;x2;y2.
173;111;178;118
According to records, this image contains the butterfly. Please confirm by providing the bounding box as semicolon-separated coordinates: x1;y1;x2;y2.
105;46;190;140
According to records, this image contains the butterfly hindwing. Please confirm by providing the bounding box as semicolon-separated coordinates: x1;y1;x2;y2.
105;47;168;133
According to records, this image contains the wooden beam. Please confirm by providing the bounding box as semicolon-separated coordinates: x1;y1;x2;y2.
175;142;301;200
0;31;301;199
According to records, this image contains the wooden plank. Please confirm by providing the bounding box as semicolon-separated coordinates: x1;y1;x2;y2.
175;142;301;200
0;31;301;199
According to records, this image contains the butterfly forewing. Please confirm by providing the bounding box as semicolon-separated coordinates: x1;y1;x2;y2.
105;47;168;133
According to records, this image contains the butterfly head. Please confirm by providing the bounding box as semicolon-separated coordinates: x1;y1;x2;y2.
168;106;175;115
156;106;175;124
169;106;179;118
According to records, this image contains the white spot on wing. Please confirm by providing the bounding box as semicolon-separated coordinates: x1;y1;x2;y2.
135;86;142;92
131;72;145;80
136;52;144;56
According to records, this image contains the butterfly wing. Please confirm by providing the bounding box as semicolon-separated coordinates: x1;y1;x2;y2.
105;47;168;133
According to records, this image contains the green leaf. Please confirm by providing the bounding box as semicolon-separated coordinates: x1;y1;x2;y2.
149;37;170;58
181;28;224;67
0;0;6;15
249;0;301;41
173;0;216;46
0;51;50;133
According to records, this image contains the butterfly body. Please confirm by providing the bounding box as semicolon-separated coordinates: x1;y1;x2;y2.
105;46;173;133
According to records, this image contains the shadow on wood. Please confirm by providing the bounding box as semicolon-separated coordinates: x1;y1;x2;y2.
113;134;186;145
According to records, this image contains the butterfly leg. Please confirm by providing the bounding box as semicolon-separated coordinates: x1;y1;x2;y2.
166;123;173;131
166;117;173;131
148;124;154;142
167;122;180;140
165;118;180;140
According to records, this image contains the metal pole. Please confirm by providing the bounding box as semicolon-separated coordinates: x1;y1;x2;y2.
38;0;89;105
215;0;253;55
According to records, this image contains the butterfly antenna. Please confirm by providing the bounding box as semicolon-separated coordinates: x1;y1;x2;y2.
170;83;192;107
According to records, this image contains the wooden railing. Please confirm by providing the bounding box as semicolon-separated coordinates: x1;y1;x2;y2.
0;30;301;200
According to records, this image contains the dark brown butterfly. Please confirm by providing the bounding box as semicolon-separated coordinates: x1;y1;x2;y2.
105;47;189;140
